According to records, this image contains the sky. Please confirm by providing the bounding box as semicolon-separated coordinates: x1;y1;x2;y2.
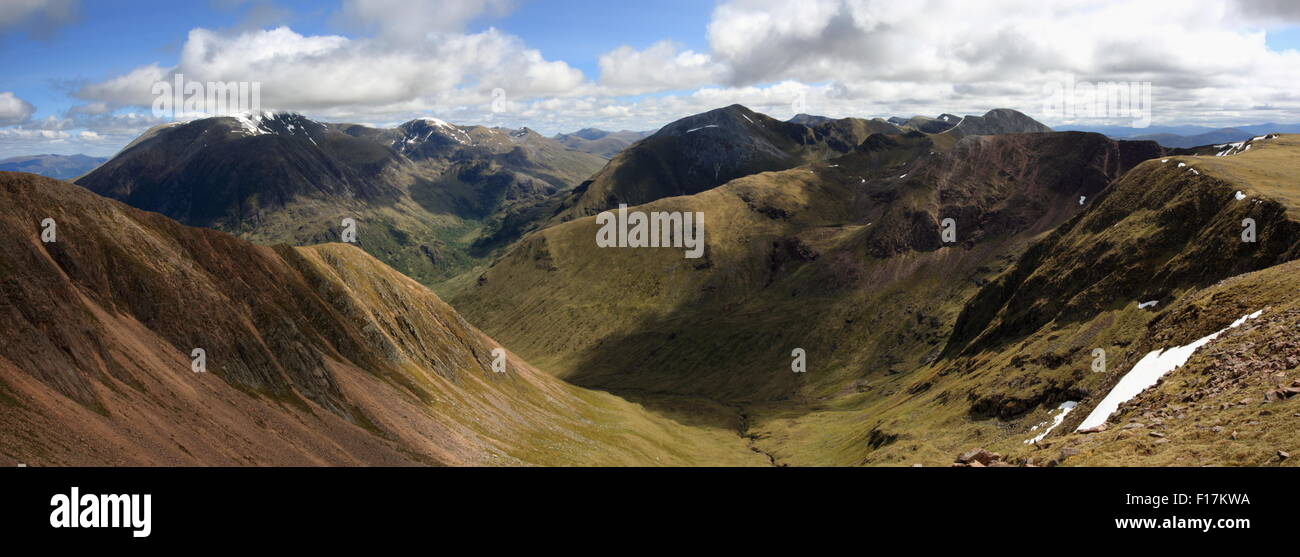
2;0;1300;158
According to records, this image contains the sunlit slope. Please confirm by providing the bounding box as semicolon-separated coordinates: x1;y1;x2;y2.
750;135;1300;466
1019;259;1300;466
456;132;1166;407
0;171;765;466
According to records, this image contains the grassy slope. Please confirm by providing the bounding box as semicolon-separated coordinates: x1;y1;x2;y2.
454;131;1165;465
0;171;765;466
1014;260;1300;467
747;135;1300;466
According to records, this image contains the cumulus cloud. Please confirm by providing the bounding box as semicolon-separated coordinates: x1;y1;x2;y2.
1234;0;1300;23
697;0;1300;126
74;25;584;115
0;92;37;126
37;0;1300;156
598;41;727;92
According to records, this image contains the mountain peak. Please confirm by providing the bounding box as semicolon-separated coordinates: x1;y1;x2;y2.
943;108;1052;137
203;111;322;138
789;113;835;126
655;104;770;137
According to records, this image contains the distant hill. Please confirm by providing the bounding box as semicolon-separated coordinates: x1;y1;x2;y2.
1131;128;1255;148
1059;122;1300;142
553;128;652;158
550;106;1053;224
549;104;902;223
75;111;607;287
789;113;835;125
941;108;1052;137
0;154;106;180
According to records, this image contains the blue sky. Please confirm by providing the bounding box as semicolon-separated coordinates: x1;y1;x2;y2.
0;0;715;123
2;0;1300;158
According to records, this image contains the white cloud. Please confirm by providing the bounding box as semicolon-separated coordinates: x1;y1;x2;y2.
0;128;69;140
73;64;170;107
34;0;1300;158
0;92;36;125
698;0;1300;126
598;41;727;92
75;25;584;114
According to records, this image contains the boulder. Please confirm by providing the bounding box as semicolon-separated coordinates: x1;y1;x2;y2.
956;448;998;465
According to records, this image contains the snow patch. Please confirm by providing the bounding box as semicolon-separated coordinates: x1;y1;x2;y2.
1138;300;1159;309
229;111;279;136
1079;195;1086;205
418;116;453;128
1235;191;1246;201
686;124;720;133
1076;310;1264;431
1025;401;1078;444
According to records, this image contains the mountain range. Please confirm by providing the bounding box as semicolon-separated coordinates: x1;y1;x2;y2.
1060;122;1300;148
3;103;1297;467
0;154;106;180
553;128;654;158
75;112;608;288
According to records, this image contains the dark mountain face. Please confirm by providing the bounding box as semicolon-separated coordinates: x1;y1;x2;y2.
550;106;1057;225
904;115;957;134
75;112;607;286
79;113;406;228
549;104;903;222
0;154;107;180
